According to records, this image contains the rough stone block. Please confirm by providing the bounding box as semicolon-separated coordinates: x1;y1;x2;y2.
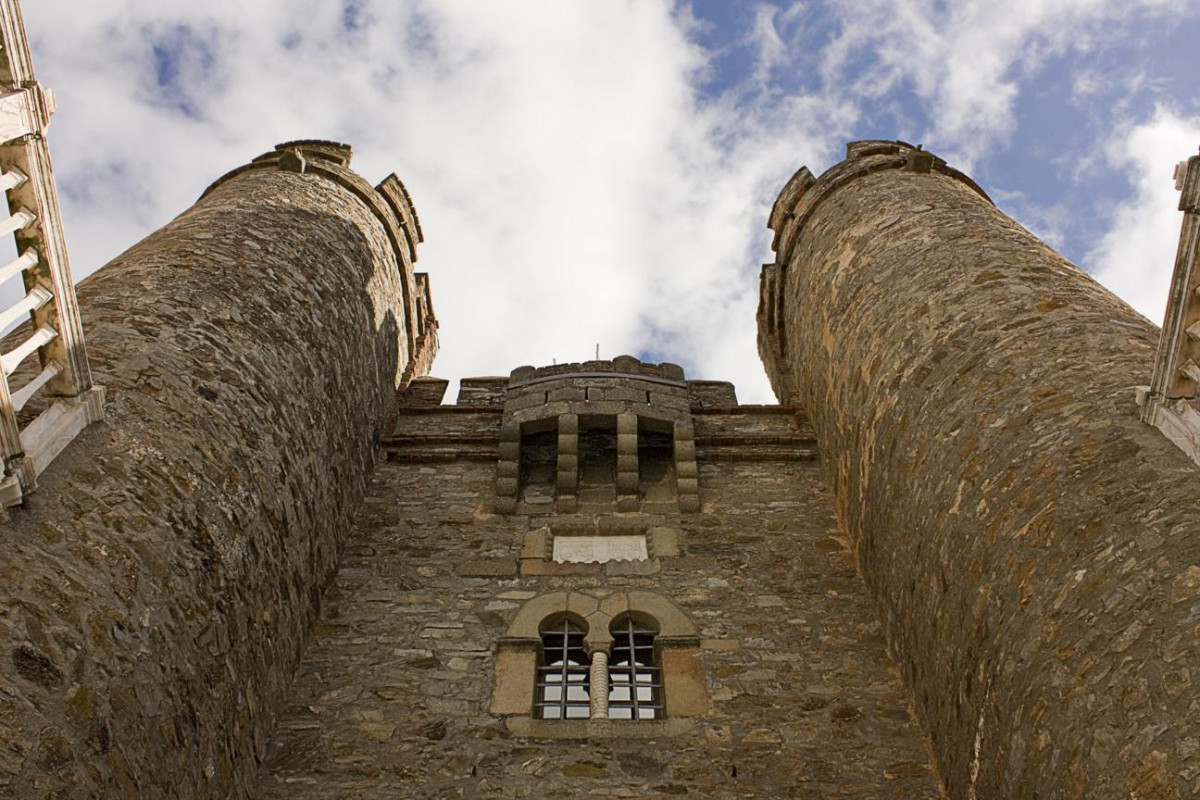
648;527;681;557
455;558;517;577
548;387;585;402
663;650;709;717
521;528;550;559
490;650;536;715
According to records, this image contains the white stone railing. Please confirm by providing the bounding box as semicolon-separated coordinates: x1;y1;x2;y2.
0;0;103;508
1138;148;1200;465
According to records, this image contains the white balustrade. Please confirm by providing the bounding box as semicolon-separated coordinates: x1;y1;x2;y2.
0;284;50;332
0;249;38;286
2;324;57;375
0;0;103;509
0;207;34;237
0;166;27;193
10;361;59;411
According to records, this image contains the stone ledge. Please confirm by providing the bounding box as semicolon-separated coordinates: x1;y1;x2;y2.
504;716;697;740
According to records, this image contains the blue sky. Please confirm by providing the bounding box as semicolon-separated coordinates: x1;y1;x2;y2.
17;0;1200;402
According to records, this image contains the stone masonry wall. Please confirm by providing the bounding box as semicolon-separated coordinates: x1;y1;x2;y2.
255;398;944;798
0;144;425;798
761;142;1200;798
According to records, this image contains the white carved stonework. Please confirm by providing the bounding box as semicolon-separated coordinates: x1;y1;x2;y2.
552;535;648;564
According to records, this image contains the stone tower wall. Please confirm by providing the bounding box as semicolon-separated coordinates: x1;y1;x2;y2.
0;142;432;798
255;386;944;798
760;141;1200;798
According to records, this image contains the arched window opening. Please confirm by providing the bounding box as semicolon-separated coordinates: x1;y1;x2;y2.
608;615;663;719
536;616;590;719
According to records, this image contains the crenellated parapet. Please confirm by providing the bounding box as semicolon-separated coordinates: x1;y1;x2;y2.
494;356;700;515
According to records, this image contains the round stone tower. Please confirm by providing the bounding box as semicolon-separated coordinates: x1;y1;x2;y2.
759;141;1200;798
0;141;436;798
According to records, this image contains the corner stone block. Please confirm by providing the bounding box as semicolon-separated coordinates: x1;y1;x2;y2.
677;495;700;514
662;649;709;717
649;527;681;557
555;495;579;514
521;528;550;559
557;435;579;457
491;650;536;715
557;455;579;494
495;477;519;497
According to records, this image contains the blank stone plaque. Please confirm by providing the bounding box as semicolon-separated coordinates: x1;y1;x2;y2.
552;535;648;564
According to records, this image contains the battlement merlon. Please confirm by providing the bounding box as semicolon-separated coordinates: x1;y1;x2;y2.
202;140;437;385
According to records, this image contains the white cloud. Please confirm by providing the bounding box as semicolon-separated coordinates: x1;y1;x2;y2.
20;0;1196;406
813;0;1183;164
25;0;860;404
1089;107;1200;323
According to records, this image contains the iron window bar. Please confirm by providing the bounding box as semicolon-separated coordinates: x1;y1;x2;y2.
535;618;590;719
608;617;663;719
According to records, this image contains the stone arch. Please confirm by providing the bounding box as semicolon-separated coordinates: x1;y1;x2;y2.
504;589;696;653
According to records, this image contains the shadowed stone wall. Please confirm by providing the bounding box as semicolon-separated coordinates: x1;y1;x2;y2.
255;383;944;799
0;142;432;798
760;140;1200;798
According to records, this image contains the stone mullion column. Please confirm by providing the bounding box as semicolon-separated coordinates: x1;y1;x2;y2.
674;421;699;513
494;423;520;514
589;649;610;719
616;413;639;512
556;414;578;513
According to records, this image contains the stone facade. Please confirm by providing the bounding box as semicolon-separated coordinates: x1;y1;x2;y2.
255;370;942;798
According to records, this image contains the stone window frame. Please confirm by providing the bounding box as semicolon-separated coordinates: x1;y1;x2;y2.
491;590;707;738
